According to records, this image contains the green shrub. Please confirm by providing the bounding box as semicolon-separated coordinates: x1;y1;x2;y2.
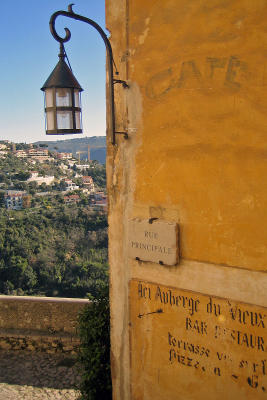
78;285;112;400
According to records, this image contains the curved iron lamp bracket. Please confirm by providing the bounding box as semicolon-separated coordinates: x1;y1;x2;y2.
49;4;129;145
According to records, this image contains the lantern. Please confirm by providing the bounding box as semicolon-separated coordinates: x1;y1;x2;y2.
41;45;83;135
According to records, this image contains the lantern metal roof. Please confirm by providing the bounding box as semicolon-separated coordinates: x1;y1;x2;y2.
41;53;83;91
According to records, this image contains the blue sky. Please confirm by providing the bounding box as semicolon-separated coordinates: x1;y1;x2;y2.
0;1;106;143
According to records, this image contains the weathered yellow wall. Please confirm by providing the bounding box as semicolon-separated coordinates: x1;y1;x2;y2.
106;1;267;399
130;0;267;271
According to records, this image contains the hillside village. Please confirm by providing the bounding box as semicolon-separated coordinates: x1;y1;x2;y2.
0;139;108;299
0;140;107;212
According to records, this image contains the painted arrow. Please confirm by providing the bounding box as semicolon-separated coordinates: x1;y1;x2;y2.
138;308;163;319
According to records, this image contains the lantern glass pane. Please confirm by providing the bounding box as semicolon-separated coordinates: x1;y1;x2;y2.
74;90;81;107
75;111;82;130
56;88;71;107
45;89;54;107
46;110;55;130
57;111;73;130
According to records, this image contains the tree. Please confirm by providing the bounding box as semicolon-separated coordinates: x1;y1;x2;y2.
0;192;5;208
13;181;28;191
15;171;31;181
59;180;67;191
78;284;111;400
28;181;38;195
39;183;48;192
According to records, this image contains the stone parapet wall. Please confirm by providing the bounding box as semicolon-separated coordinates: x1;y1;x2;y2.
0;295;89;353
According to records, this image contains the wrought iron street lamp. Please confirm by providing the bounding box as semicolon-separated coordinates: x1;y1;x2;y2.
41;4;128;144
41;43;83;135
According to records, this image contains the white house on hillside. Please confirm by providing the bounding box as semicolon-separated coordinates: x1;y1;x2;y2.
27;171;54;186
64;179;79;192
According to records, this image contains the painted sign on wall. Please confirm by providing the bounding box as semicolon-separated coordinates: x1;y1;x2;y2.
130;280;267;400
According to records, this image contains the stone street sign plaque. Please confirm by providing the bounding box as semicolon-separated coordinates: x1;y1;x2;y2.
128;219;179;265
130;280;267;400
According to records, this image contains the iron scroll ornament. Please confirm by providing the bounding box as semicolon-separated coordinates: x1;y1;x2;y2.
49;3;129;145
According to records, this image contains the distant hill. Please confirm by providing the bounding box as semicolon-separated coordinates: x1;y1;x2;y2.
34;136;106;164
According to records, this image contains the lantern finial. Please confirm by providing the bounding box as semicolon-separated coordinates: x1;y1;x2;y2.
58;43;65;61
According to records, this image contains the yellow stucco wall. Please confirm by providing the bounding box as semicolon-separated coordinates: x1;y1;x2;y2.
106;1;267;399
130;0;267;271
